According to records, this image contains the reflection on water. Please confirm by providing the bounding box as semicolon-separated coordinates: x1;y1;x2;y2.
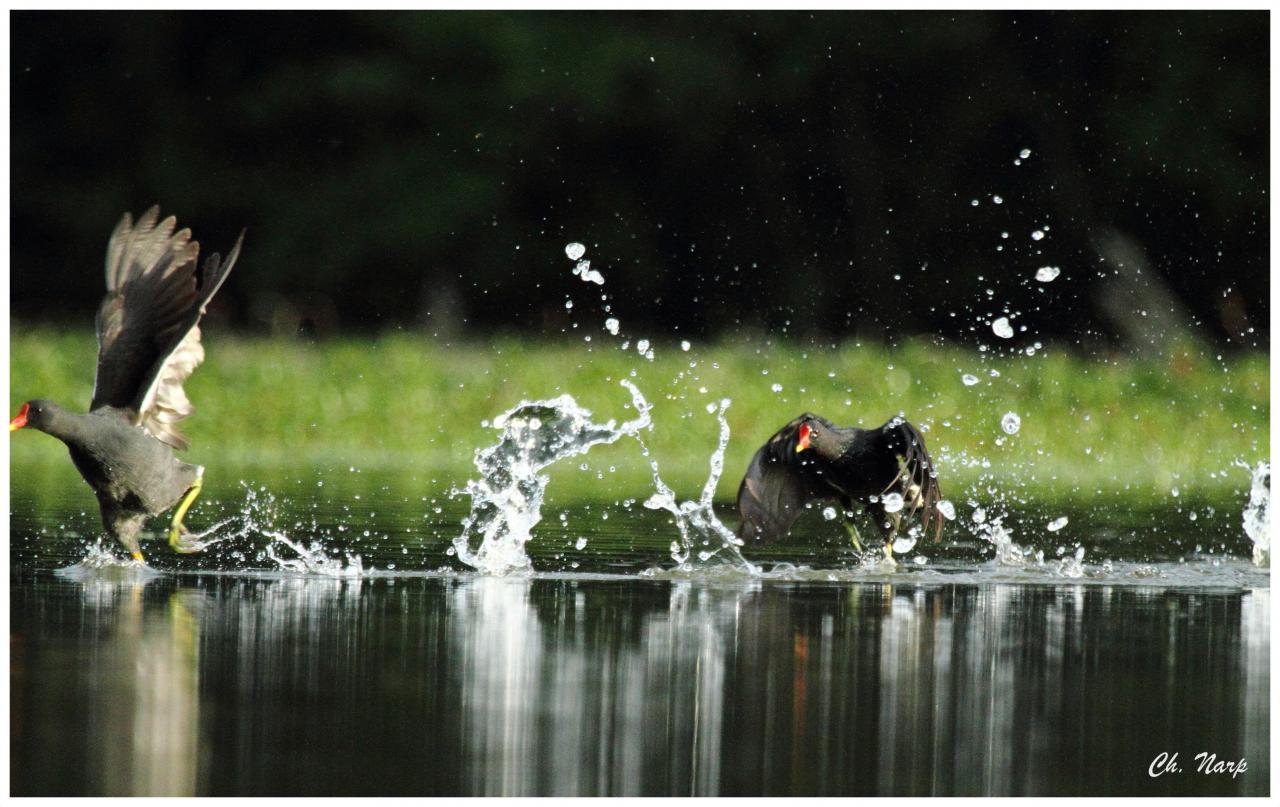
10;571;1268;796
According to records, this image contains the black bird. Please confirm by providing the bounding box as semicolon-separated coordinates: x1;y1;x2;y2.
735;413;944;557
11;207;242;563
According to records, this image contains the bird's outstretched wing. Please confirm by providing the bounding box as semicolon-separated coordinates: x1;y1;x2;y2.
90;207;242;449
735;416;832;544
882;418;945;542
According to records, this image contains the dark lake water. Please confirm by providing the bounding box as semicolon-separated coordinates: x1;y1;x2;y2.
9;472;1271;796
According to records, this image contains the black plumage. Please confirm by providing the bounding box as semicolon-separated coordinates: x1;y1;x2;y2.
735;413;944;550
11;207;242;562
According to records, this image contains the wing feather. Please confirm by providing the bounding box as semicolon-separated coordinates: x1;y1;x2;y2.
881;418;945;542
91;207;242;449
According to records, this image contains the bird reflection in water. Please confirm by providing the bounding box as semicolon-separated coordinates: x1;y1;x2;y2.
75;579;203;796
9;573;1269;796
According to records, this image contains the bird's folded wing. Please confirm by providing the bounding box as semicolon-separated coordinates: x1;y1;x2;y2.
91;207;241;450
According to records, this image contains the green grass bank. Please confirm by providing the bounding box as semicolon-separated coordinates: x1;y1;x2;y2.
9;326;1269;506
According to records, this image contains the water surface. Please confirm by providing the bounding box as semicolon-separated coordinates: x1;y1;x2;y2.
9;472;1271;796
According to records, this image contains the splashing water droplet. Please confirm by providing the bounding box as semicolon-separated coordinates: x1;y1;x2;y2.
1240;460;1270;567
1031;230;1045;241
642;400;754;572
882;492;905;514
572;259;605;285
575;537;588;550
1035;265;1061;282
771;383;783;393
565;242;586;261
962;373;980;386
1047;516;1069;532
1019;148;1032;159
892;535;916;554
937;500;957;520
604;318;620;335
822;506;838;521
992;317;1014;339
1001;412;1021;434
453;381;653;575
680;340;691;351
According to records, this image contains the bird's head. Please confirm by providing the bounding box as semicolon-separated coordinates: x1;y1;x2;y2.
794;414;835;454
10;399;58;433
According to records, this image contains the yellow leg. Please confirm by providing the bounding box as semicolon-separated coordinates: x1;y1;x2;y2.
168;472;204;553
844;520;864;553
882;513;902;563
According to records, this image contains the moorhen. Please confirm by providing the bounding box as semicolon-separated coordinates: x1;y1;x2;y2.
735;413;944;557
10;207;243;563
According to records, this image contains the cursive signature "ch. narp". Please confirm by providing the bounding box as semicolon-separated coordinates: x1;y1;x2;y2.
1149;752;1248;779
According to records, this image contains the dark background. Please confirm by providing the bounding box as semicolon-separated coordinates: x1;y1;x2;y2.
10;11;1269;348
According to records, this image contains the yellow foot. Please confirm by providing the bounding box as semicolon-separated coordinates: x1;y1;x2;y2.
131;551;145;564
168;472;204;554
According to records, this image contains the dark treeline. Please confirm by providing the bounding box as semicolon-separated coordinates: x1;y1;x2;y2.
11;11;1268;349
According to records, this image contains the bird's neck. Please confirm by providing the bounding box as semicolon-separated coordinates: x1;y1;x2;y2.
814;426;863;461
34;408;92;447
836;427;883;462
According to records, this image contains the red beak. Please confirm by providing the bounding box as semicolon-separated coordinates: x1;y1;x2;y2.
796;423;811;453
10;402;29;432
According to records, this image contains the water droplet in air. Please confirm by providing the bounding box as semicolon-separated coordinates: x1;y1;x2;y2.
1019;148;1032;159
992;317;1014;339
575;537;588;550
565;242;586;261
937;500;957;520
680;340;691;351
992;195;1004;204
1031;230;1045;241
771;383;783;393
604;318;620;335
962;373;980;386
882;492;905;513
1035;265;1060;282
1047;516;1068;532
892;535;916;554
1001;412;1021;434
822;506;838;521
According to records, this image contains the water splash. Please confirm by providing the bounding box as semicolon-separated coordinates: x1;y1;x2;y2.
1239;460;1270;567
452;380;653;575
972;509;1029;566
264;533;364;577
640;399;754;573
195;485;365;576
55;539;163;581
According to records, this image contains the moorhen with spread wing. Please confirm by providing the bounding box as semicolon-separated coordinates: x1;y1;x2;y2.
736;413;944;557
11;207;243;563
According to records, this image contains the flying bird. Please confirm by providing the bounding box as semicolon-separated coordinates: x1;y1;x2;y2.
11;207;243;563
736;413;944;558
